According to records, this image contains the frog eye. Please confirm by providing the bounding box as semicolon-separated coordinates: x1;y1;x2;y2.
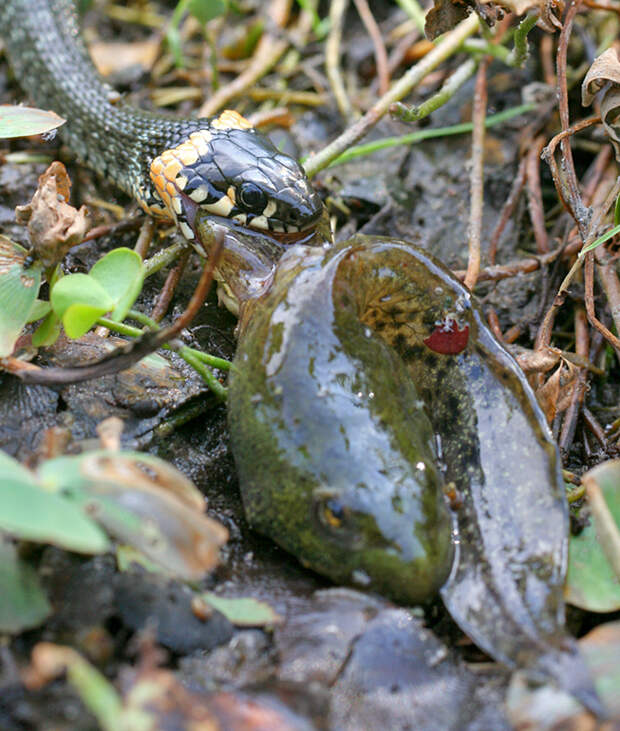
322;498;347;528
314;495;350;533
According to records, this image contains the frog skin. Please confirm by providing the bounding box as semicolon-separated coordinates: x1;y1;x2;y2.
202;220;601;713
228;239;454;603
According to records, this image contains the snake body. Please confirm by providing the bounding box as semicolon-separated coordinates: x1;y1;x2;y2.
0;0;322;245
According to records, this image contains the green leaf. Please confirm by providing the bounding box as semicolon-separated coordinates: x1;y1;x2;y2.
579;223;620;258
51;273;113;319
199;593;282;626
0;478;109;554
189;0;227;24
0;105;65;139
0;536;51;633
62;303;110;338
566;460;620;612
31;310;61;347
27;299;52;323
0;236;42;356
0;450;39;484
89;248;144;321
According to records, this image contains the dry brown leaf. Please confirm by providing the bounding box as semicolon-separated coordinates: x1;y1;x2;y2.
90;39;159;77
515;345;562;374
535;360;579;424
582;48;620;161
78;452;229;579
15;161;90;269
425;0;471;41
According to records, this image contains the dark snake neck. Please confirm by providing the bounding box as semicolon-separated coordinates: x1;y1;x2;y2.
0;0;209;204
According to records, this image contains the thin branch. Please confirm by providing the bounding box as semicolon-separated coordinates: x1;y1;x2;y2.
488;156;527;264
525;136;550;253
325;0;352;117
353;0;390;96
465;58;488;290
556;0;589;235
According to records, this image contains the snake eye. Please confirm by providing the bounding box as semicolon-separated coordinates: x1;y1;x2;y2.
238;182;268;213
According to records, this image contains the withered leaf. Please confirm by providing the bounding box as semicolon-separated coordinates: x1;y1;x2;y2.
535;360;579;424
582;48;620;162
38;449;229;580
15;161;90;269
425;0;470;41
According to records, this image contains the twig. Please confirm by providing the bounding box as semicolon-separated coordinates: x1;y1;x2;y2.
583;0;620;14
353;0;389;96
325;0;352;117
151;247;190;322
540;33;555;87
585;251;620;349
503;324;524;343
487;308;504;341
303;13;480;177
556;0;590;235
134;217;156;259
465;58;488;290
526;136;550;254
461;38;510;64
583;406;608;447
394;0;426;32
82;217;143;243
559;306;588;451
453;242;568;282
324;103;534;167
143;241;187;277
541;116;601;225
488;156;527;264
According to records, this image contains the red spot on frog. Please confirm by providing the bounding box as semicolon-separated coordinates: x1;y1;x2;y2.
424;319;469;355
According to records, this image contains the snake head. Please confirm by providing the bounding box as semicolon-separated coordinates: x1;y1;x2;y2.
149;110;323;246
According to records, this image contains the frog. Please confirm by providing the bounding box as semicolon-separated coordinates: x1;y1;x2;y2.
196;217;603;715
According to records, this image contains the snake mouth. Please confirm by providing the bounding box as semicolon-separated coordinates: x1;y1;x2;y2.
261;227;320;245
178;188;324;248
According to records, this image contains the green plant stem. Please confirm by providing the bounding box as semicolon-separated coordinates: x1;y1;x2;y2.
62;653;123;731
143;242;187;277
507;11;539;67
462;38;510;64
328;102;535;167
97;315;229;399
392;57;477;122
579;223;620;258
127;309;231;370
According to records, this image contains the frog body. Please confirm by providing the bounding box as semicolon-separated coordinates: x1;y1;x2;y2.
222;231;601;713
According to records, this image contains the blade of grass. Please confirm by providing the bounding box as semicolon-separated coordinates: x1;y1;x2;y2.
326;102;535;167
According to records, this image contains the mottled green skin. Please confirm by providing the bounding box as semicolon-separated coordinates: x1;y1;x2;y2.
228;235;602;712
229;242;454;603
